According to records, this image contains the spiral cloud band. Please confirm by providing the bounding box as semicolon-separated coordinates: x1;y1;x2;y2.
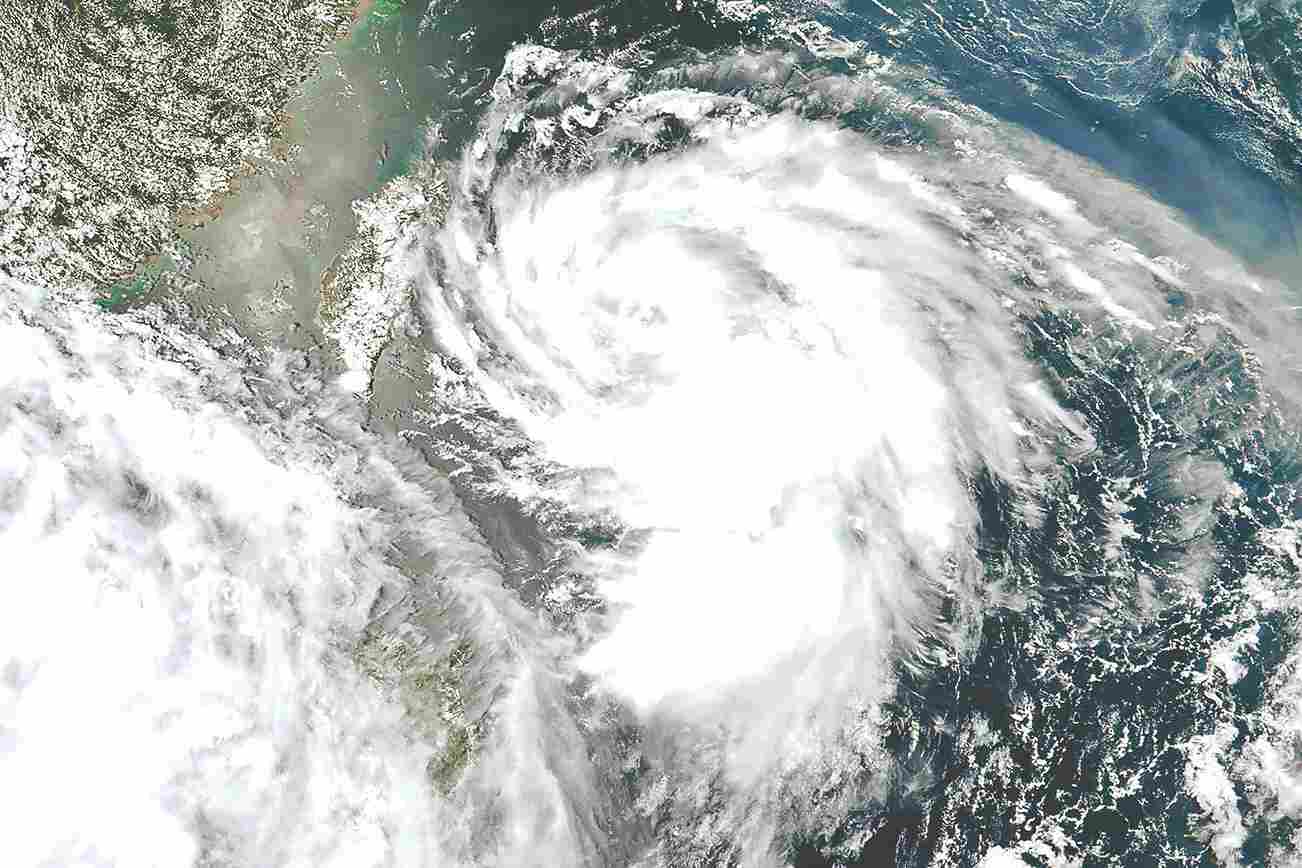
6;32;1302;868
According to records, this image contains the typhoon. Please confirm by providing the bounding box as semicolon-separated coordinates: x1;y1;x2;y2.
4;2;1302;867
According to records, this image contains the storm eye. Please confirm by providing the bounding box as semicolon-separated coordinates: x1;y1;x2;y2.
121;470;169;527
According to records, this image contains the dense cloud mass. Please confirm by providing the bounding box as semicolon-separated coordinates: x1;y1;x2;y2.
7;2;1302;867
0;280;451;865
432;97;1066;722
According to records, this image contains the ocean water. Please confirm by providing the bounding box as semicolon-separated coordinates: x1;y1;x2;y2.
4;1;1302;866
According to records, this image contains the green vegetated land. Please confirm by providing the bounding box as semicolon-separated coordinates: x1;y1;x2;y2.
0;0;357;289
87;0;409;311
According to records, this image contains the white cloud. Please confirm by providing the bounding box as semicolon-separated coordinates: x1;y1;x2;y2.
423;114;1078;781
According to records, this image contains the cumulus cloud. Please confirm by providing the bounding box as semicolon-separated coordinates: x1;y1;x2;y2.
0;281;451;866
0;280;603;868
